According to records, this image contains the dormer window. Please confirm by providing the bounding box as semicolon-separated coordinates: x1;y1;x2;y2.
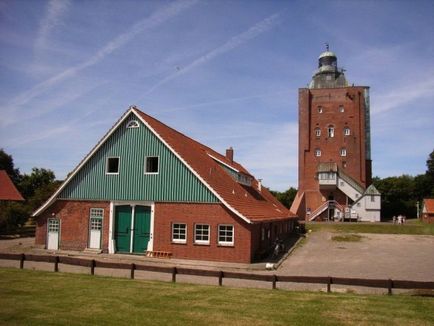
126;120;139;128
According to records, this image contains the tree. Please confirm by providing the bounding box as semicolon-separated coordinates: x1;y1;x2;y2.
270;187;297;209
18;168;56;200
0;148;21;184
427;149;434;178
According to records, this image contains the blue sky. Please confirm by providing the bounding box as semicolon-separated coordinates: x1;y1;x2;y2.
1;0;433;191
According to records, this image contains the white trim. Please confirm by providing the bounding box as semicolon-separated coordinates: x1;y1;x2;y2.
207;154;239;173
194;223;210;245
126;120;140;128
109;202;114;253
130;206;135;253
172;222;187;244
132;108;253;224
33;109;135;217
218;224;234;246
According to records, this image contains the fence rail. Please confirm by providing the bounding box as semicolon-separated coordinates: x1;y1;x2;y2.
1;252;433;294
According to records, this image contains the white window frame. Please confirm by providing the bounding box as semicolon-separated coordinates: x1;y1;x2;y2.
315;149;321;157
318;106;323;113
144;156;159;174
344;127;351;136
339;105;345;113
106;157;120;175
172;223;187;244
126;120;140;129
194;224;210;245
315;128;321;137
218;224;234;246
340;148;347;157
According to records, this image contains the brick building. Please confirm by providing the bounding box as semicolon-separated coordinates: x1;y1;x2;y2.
422;199;434;224
33;107;297;263
291;48;381;222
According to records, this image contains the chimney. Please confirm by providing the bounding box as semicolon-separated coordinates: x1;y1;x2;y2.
257;179;262;192
226;147;234;162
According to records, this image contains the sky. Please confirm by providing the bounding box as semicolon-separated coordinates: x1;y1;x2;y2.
1;0;433;191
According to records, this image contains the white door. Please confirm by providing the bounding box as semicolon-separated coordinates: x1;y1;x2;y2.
47;219;60;250
89;218;102;249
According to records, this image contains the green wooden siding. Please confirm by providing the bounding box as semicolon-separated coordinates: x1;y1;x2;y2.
58;113;219;203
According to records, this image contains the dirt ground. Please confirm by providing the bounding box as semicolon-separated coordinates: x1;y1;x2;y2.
277;231;434;281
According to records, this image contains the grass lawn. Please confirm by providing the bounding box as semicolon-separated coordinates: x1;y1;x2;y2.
307;219;434;236
0;268;433;325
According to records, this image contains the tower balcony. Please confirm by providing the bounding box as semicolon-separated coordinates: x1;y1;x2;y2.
318;171;337;188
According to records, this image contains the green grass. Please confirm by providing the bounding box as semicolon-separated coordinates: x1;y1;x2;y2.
331;234;364;242
307;220;434;235
0;268;433;325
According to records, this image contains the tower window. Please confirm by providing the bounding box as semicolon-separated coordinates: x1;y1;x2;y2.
344;127;351;136
315;128;321;137
315;149;321;157
318;106;323;113
340;148;347;157
328;126;335;138
339;105;345;113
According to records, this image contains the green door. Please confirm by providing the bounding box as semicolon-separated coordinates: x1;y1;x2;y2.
132;206;151;253
114;205;132;253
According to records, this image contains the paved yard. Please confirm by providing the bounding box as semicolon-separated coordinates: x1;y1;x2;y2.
278;231;434;281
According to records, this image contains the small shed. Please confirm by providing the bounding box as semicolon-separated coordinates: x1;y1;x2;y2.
421;199;434;224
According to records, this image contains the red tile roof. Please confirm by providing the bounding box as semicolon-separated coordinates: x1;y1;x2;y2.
135;108;296;223
424;199;434;213
0;170;24;201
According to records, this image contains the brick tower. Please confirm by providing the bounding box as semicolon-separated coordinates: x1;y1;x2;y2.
290;47;381;222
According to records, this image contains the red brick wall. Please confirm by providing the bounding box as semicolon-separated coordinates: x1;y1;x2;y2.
153;202;254;263
422;213;434;224
297;86;371;219
35;200;110;251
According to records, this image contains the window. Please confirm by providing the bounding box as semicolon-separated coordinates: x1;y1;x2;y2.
344;127;351;136
340;148;347;157
328;126;335;138
172;223;187;243
90;208;103;230
126;120;139;128
145;156;159;174
48;219;60;232
315;149;321;157
218;225;234;246
315;128;321;137
106;157;120;174
318;106;323;113
371;196;375;202
339;105;345;113
194;224;210;244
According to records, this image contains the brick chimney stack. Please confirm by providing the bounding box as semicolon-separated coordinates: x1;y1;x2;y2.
226;147;234;162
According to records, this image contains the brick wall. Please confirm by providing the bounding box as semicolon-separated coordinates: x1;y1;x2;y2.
153;202;254;263
35;200;110;251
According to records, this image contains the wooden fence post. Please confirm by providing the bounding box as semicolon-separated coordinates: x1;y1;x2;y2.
54;256;59;272
272;275;277;290
327;277;332;293
20;254;25;269
91;259;96;276
130;263;136;280
387;279;393;295
172;267;177;283
218;271;223;286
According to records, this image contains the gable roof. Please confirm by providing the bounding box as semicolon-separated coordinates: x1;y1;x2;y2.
34;106;296;223
423;199;434;213
0;170;24;201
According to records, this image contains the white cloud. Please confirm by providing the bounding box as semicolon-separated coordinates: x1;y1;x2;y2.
35;0;71;52
0;0;198;125
142;12;282;96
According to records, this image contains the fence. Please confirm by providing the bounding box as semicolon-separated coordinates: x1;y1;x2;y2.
1;253;433;295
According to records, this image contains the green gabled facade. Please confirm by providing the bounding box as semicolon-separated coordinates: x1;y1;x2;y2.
58;112;219;203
